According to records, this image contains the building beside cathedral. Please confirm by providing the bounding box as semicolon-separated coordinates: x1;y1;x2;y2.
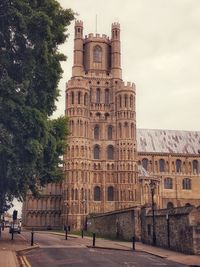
22;21;200;230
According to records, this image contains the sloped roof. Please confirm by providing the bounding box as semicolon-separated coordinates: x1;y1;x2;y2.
137;129;200;155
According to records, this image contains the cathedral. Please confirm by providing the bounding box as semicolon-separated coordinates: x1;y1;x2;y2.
22;21;200;230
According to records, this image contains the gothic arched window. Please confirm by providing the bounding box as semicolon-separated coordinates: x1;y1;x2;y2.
94;186;101;201
159;159;165;172
167;202;174;209
130;95;133;108
96;88;100;103
124;94;128;107
107;145;114;160
192;160;198;174
71;92;74;104
119;95;122;107
164;177;173;189
84;93;88;106
142;158;148;171
78;91;81;104
93;45;102;62
94;145;100;159
107;186;114;201
119;123;122;138
108;125;113;140
94;125;100;140
105;89;109;104
182;178;191;190
176;159;182;172
131;123;134;138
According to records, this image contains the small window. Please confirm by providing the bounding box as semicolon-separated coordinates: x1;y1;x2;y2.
108;125;113;140
164;178;173;189
130;95;133;108
94;145;100;159
84;93;88;106
78;91;81;104
159;159;165;172
167;202;174;209
93;45;102;62
176;159;182;172
107;145;114;160
182;178;191;190
94;186;101;201
105;89;109;104
96;88;100;103
142;158;148;171
71;92;74;104
124;94;128;107
107;186;114;201
119;95;122;107
94;125;100;140
192;160;198;174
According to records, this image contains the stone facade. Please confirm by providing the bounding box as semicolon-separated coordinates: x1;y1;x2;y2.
22;21;200;231
22;183;63;229
141;206;200;255
137;129;200;209
62;21;138;230
87;207;141;241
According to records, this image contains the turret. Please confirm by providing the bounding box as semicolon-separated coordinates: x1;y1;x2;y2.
72;20;84;77
111;22;122;79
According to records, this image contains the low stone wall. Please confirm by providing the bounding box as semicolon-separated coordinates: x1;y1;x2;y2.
87;206;141;241
141;206;200;255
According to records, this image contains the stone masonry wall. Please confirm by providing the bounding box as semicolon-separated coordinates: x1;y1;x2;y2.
87;207;140;241
141;206;200;255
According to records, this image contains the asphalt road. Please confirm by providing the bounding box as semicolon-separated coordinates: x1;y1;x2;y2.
21;231;188;267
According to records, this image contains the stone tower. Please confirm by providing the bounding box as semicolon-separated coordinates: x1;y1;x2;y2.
63;21;139;230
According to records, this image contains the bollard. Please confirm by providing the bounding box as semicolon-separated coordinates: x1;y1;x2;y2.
31;229;34;246
65;227;68;240
92;233;96;247
11;231;14;240
132;236;135;251
81;229;84;238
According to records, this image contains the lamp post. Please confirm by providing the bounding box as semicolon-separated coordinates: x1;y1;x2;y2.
149;180;156;246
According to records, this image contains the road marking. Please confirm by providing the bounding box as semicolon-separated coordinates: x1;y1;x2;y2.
19;256;32;267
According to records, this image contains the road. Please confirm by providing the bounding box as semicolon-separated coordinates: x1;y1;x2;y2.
21;231;188;267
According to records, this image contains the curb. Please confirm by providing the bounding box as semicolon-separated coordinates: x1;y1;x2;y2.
17;245;40;253
87;245;133;252
87;245;168;259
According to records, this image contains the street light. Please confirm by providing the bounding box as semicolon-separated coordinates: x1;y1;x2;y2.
149;180;156;246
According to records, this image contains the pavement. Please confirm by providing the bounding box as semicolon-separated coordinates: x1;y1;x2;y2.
0;228;200;267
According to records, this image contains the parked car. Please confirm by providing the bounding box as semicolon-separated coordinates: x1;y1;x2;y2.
9;224;21;234
5;222;10;228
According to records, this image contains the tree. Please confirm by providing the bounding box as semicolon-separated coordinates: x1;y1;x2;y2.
0;0;74;214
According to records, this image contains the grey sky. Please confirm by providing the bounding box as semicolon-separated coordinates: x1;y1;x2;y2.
55;0;200;131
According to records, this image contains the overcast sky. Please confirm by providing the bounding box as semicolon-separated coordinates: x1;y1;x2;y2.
54;0;200;131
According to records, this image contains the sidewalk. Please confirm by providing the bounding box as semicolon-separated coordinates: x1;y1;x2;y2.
0;228;35;267
47;231;200;266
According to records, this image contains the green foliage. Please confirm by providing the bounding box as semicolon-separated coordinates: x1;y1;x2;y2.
0;0;74;213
